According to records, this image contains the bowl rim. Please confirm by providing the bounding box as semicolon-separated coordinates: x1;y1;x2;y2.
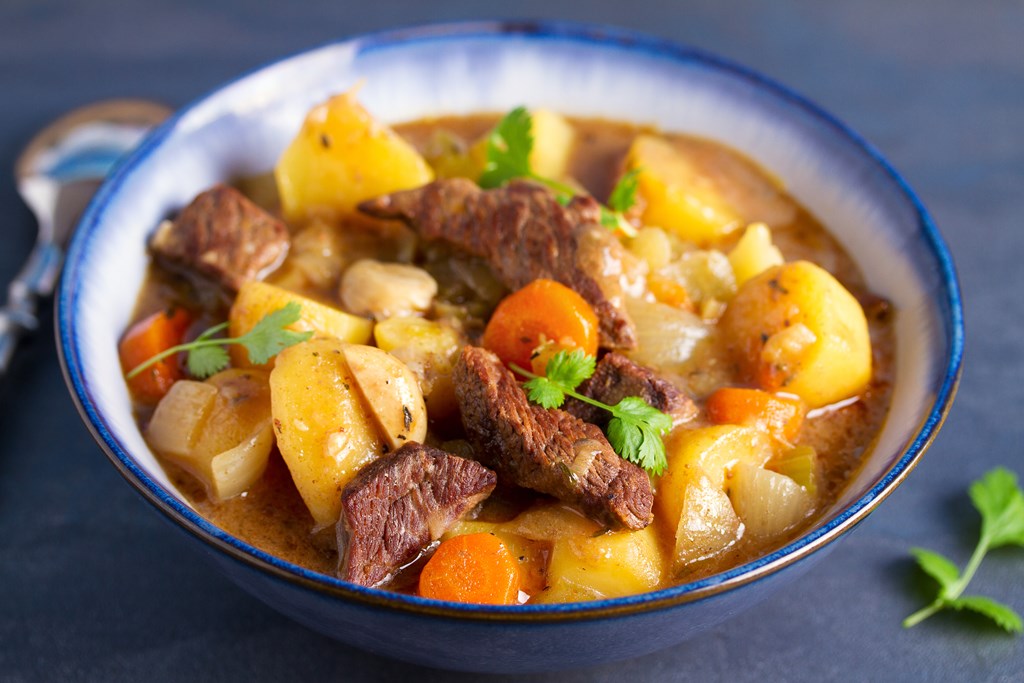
57;18;964;622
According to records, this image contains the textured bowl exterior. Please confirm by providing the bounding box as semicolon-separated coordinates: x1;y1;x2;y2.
57;21;962;673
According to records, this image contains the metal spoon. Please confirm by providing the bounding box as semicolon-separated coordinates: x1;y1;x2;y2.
2;99;172;374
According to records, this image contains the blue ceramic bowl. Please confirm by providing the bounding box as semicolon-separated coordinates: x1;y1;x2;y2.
57;21;962;673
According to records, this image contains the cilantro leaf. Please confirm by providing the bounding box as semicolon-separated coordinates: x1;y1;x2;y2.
511;350;672;476
544;348;596;390
904;467;1024;633
607;168;641;213
125;303;313;382
523;377;566;409
607;397;673;475
910;547;960;593
971;467;1024;549
950;596;1024;634
479;106;533;189
187;344;230;379
235;302;312;365
478;107;639;236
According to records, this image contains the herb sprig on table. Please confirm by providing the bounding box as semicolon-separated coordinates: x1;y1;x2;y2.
904;467;1024;633
479;107;640;237
125;303;312;380
511;349;672;475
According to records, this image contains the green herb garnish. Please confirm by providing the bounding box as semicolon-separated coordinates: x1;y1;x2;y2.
125;302;313;380
480;107;639;237
903;467;1024;633
511;349;672;475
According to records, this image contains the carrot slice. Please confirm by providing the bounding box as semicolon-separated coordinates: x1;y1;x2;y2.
119;307;193;403
419;533;521;605
705;387;806;443
481;278;599;370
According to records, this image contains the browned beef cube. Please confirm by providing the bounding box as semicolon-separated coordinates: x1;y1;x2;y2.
337;442;496;588
359;179;637;350
150;184;289;292
453;346;653;530
564;352;698;427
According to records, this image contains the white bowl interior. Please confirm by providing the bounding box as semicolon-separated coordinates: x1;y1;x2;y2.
69;29;951;545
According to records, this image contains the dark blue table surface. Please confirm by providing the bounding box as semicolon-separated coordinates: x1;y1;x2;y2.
2;2;1022;681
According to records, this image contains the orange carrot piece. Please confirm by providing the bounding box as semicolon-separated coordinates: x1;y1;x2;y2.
119;308;193;404
647;273;694;311
481;278;599;370
418;533;521;605
706;387;806;443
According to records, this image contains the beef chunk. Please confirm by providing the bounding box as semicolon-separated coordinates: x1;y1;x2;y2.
564;352;698;427
150;184;289;292
359;179;637;349
337;442;496;588
453;346;653;530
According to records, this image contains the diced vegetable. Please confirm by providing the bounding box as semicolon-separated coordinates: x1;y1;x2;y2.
419;533;521;605
623;297;710;373
541;526;663;601
339;259;438;321
626;134;742;244
503;502;603;541
660;425;773;492
770;445;822;499
146;369;274;500
729;462;813;539
705;387;806;444
728;222;784;287
482;278;599;370
340;344;427;451
720;261;872;408
657;249;737;316
119;308;192;403
275;89;434;222
229;281;373;367
528;109;576;180
270;338;385;529
668;471;744;568
628;226;675;272
374;316;464;420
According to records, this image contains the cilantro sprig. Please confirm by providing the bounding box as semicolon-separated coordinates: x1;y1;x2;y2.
125;302;313;381
511;349;672;475
479;107;640;237
903;467;1024;633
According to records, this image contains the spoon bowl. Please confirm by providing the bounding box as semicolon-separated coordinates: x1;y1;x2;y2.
2;99;170;373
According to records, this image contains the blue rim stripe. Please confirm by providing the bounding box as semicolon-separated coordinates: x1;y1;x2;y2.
57;19;963;619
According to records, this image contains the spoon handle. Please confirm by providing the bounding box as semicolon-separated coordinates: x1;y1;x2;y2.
0;241;62;374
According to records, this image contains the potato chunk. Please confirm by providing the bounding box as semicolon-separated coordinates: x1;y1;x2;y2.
270;338;385;529
229;280;373;367
626;135;742;244
720;261;872;408
541;526;664;601
373;317;464;420
275;89;434;222
528;109;576;180
341;344;427;451
728;222;784;287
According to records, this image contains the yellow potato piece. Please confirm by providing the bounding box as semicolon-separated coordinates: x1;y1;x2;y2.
229;280;373;367
721;261;872;408
275;89;434;222
728;222;784;287
270;338;385;529
626;135;742;244
529;109;576;180
341;344;427;452
543;525;664;601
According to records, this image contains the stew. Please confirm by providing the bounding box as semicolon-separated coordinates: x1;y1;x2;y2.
122;91;893;604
